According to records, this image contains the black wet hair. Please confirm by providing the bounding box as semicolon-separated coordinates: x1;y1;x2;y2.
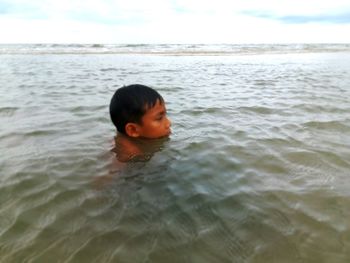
109;84;164;134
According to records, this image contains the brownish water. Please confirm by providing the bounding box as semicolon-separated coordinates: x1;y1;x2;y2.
0;45;350;262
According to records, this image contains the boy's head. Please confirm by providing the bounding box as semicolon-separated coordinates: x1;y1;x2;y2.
109;84;171;139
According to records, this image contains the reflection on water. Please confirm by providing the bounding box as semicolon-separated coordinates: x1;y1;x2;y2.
0;50;350;262
112;133;169;163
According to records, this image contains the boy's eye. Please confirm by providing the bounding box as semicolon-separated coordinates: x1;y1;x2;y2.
155;112;166;121
155;115;163;121
155;110;167;121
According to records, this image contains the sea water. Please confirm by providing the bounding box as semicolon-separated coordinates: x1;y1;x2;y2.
0;44;350;262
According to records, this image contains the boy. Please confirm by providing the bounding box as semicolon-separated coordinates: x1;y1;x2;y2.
109;84;171;162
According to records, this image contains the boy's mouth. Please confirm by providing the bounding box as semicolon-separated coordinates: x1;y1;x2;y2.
161;130;171;138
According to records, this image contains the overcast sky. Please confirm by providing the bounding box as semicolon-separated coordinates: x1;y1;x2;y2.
1;0;350;44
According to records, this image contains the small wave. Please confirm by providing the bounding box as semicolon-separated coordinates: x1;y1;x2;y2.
20;129;58;138
281;150;342;185
100;68;119;72
2;44;350;55
302;120;350;132
283;150;321;167
91;44;104;48
196;213;253;261
315;150;350;170
27;130;58;137
0;129;58;142
121;44;149;48
69;105;105;113
292;104;350;114
251;154;289;175
179;107;227;116
62;44;86;48
237;106;274;115
0;107;18;116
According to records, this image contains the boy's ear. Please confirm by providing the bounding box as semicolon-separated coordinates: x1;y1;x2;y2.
125;123;141;138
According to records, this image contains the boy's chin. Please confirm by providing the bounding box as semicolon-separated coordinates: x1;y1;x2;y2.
164;130;172;138
144;132;171;140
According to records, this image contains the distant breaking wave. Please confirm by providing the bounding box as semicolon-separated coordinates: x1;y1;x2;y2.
1;43;350;55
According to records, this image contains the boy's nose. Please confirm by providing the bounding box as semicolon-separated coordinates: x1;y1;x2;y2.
166;117;171;128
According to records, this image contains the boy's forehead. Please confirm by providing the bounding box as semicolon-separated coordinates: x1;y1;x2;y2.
144;99;164;109
144;100;166;114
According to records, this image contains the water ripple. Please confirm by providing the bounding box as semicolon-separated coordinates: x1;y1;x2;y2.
1;51;350;262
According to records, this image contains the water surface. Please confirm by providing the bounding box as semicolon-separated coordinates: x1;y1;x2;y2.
1;45;350;262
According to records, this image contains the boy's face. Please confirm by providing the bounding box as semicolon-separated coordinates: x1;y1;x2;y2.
137;100;171;139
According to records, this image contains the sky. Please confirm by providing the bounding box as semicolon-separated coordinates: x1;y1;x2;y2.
1;0;350;44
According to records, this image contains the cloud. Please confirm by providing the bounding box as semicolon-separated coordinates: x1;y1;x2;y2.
1;0;350;43
279;14;350;24
2;0;350;24
239;0;350;24
0;2;11;14
0;0;174;24
242;11;350;24
0;1;47;18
